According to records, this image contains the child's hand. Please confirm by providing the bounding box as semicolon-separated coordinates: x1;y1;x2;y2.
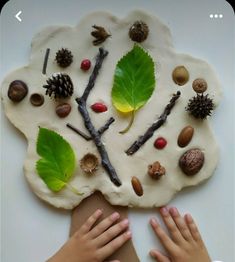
47;209;131;262
150;207;211;262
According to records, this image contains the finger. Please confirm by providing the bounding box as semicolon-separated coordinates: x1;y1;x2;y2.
159;207;185;243
149;250;171;262
184;213;203;243
79;209;103;234
96;219;129;246
89;212;120;239
169;207;193;241
98;231;131;259
150;218;177;254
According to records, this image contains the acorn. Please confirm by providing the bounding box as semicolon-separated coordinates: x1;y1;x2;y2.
186;93;214;119
172;66;189;86
80;153;99;174
129;21;149;42
55;48;73;68
43;73;74;99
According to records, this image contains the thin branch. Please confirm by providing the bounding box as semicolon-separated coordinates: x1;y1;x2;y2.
66;123;91;141
76;48;121;186
81;48;108;102
67;117;115;141
98;117;115;135
42;48;50;75
125;91;181;155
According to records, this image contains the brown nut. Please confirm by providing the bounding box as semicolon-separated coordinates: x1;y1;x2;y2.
179;148;204;176
131;176;143;196
177;126;194;148
192;78;207;93
8;80;28;102
148;161;166;180
172;66;189;86
56;103;71;118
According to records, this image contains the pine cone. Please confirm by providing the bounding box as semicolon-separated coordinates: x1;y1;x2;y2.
43;73;74;99
55;48;73;68
186;94;214;119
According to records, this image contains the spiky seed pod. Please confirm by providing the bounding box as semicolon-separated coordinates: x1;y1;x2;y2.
55;48;73;68
186;93;214;119
43;73;74;99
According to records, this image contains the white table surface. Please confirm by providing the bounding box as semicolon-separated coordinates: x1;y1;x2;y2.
1;0;234;261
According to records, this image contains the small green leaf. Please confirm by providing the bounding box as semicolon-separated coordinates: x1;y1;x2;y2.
36;128;80;193
112;44;156;133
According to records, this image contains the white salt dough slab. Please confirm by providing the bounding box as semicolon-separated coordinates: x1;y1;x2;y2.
1;10;222;209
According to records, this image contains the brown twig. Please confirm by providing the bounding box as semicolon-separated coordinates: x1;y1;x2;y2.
42;48;50;75
67;117;115;141
75;48;121;186
125;91;181;155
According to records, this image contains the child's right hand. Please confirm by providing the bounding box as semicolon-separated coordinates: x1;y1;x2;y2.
150;207;211;262
47;209;131;262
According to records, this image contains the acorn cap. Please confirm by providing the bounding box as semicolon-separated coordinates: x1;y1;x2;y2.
80;153;99;173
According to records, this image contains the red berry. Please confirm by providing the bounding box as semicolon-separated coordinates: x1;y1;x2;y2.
91;102;107;113
81;59;91;71
154;137;167;149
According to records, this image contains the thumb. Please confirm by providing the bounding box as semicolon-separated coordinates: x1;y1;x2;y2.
150;250;171;262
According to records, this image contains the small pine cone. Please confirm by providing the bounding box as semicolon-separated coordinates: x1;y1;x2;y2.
55;48;73;68
43;73;74;99
186;93;214;119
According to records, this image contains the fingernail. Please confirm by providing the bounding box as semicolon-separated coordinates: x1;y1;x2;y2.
125;231;132;238
170;207;179;216
111;212;120;220
150;218;158;227
160;207;168;216
95;209;102;216
149;250;156;257
121;219;129;226
186;213;193;223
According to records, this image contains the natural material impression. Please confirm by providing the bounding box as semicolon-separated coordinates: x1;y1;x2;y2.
112;44;155;133
36;128;82;194
0;10;222;209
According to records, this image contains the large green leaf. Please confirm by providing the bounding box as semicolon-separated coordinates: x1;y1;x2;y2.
36;127;80;194
112;44;156;133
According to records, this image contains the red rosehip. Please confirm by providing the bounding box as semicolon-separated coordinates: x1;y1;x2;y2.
154;137;167;149
91;102;107;113
81;59;91;71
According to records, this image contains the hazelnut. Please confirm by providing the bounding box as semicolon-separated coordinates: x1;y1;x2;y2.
129;21;149;42
179;148;204;176
192;78;207;93
56;103;71;118
148;161;166;180
8;80;28;102
30;93;44;107
172;66;189;86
